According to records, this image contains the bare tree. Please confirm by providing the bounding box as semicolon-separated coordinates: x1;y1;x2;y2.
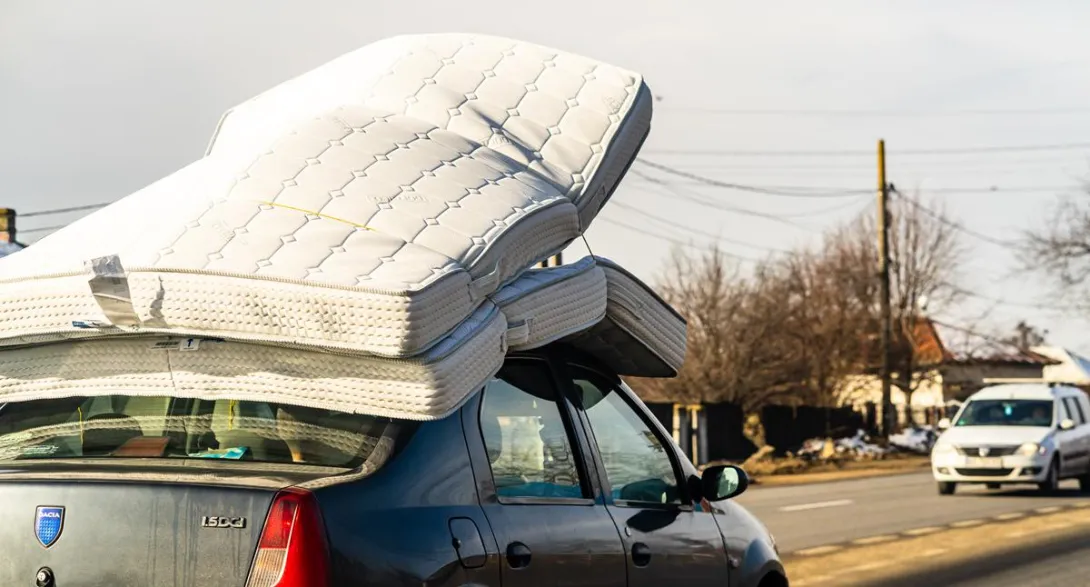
1024;191;1090;304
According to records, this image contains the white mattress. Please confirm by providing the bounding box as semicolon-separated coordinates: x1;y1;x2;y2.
566;258;687;377
0;256;683;421
0;33;651;358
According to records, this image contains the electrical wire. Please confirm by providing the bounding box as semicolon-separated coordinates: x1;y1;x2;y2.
891;188;1018;248
18;225;66;236
635;159;868;198
596;216;759;262
20;203;111;218
657;106;1090;117
643;141;1090;157
609;200;790;253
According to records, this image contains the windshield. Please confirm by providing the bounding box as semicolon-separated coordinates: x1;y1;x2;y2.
955;399;1054;428
0;395;394;468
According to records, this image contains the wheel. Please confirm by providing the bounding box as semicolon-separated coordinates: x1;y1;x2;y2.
986;483;1001;490
1038;458;1060;493
938;481;957;495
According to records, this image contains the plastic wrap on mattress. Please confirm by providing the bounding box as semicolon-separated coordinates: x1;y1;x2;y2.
0;33;651;359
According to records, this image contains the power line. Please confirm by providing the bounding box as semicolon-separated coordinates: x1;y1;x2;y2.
19;225;66;235
20;203;111;218
635;159;868;198
892;189;1018;248
596;216;759;262
608;200;790;254
643;141;1090;157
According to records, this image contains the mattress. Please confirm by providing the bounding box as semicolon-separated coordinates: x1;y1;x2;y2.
566;258;687;378
0;256;683;421
0;33;651;359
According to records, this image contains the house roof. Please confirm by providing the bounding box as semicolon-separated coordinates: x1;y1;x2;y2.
912;319;1055;367
1030;346;1090;385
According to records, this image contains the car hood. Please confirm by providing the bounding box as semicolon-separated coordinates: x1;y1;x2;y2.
939;426;1050;447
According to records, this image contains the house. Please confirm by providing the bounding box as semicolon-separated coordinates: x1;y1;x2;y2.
843;318;1057;427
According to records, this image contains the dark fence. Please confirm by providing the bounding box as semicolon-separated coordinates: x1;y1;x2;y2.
657;401;868;464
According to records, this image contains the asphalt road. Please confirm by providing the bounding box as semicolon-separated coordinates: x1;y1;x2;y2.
736;470;1087;553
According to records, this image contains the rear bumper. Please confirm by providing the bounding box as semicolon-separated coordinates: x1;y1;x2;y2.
931;452;1050;483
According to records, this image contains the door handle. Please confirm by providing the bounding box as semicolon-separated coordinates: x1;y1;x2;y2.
631;542;652;567
506;542;532;569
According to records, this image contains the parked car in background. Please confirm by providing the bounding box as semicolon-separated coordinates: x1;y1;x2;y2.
0;346;785;587
931;383;1090;495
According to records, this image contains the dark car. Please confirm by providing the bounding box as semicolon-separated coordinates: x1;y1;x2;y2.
0;345;785;587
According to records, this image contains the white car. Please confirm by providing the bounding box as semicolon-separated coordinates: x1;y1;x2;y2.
931;384;1090;495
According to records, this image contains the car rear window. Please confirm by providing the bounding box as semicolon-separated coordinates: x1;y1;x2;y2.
0;395;393;468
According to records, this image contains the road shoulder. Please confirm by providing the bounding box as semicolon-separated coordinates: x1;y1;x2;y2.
785;500;1090;586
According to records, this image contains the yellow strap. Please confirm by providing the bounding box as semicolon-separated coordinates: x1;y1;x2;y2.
228;400;238;430
77;407;84;444
260;201;375;231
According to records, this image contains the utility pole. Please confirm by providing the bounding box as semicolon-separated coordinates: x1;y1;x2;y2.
539;252;563;268
877;140;894;436
0;209;16;244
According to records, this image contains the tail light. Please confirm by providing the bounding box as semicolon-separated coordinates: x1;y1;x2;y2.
246;488;331;587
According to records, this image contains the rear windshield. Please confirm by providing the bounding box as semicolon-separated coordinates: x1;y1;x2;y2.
0;395;393;468
955;399;1054;427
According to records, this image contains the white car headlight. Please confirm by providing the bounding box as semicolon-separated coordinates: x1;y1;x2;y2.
932;441;956;455
1016;442;1045;456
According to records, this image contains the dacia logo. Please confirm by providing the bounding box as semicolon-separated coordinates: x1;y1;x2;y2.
201;516;247;529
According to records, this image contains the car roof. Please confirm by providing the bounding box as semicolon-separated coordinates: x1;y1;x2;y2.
968;384;1081;401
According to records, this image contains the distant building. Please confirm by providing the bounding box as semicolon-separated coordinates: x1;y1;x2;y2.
843;318;1057;427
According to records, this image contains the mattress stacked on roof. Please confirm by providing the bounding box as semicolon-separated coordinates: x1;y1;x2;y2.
0;34;685;420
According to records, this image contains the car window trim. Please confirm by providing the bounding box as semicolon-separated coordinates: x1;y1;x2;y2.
558;362;695;511
473;355;599;504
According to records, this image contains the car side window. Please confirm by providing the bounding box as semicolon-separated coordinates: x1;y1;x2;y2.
571;372;683;506
479;362;585;500
1072;397;1088;425
1065;397;1087;426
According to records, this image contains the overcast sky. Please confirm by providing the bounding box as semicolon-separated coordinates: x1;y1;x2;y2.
4;1;1090;349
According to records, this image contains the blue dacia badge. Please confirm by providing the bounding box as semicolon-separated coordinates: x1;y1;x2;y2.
35;506;64;548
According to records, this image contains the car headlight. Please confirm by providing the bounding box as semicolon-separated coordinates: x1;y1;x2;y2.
933;442;956;455
1016;442;1046;456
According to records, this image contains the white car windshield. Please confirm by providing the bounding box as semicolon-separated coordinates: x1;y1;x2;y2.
955;399;1053;427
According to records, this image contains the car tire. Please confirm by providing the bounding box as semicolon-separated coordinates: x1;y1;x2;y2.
985;483;1001;490
1078;473;1090;493
1038;457;1060;494
938;481;957;495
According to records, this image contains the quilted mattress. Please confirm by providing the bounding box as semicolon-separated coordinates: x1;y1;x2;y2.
0;33;652;358
0;256;684;420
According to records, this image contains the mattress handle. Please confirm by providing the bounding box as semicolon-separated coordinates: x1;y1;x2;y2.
505;318;533;348
468;264;502;301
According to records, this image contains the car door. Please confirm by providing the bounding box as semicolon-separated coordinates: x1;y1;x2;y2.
463;357;627;587
1074;394;1090;475
1060;395;1090;475
561;363;732;587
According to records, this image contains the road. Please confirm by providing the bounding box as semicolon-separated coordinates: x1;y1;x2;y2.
736;470;1085;553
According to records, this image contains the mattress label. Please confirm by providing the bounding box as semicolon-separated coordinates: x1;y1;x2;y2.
149;338;202;352
85;255;141;327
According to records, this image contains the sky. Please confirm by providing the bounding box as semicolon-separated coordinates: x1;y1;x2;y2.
4;1;1090;349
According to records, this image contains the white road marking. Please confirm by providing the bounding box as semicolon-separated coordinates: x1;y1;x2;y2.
779;499;854;512
903;526;942;536
795;545;844;556
852;534;898;545
791;575;832;586
951;519;985;528
919;548;948;557
843;560;892;573
996;512;1025;521
1036;506;1062;514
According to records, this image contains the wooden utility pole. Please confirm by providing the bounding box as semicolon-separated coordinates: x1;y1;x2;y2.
539;252;563;268
0;209;16;243
877;140;894;436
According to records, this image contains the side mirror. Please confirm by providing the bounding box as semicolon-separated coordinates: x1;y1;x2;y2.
1060;418;1076;431
937;418;951;431
700;465;749;502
